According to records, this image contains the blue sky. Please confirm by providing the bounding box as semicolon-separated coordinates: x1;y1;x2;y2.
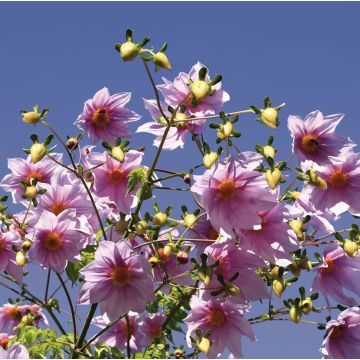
1;1;360;358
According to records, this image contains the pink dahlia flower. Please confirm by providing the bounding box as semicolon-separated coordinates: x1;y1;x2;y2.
85;150;143;214
138;311;166;347
0;230;23;283
312;245;360;306
157;61;230;116
202;238;269;303
75;87;141;144
321;307;360;358
191;155;277;234
28;210;90;272
301;153;360;217
78;241;155;321
136;99;206;151
92;312;142;352
0;154;62;203
288;110;354;165
0;342;29;359
184;296;255;358
239;204;300;266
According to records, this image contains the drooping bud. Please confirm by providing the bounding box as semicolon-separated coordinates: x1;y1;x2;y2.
265;168;281;190
30;143;47;164
152;212;167;226
25;185;37;199
343;239;359;257
134;220;148;235
308;169;327;190
176;250;189;264
190;80;210;101
263;145;276;159
272;279;285;297
203;152;218;169
16;251;27;267
22;111;41;125
183;173;191;184
154;52;171;70
289;219;304;240
197;337;211;355
66;137;79;151
111;146;125;163
183;213;197;229
22;239;32;251
301;297;313;315
120;41;139;61
289;306;301;323
259;108;279;129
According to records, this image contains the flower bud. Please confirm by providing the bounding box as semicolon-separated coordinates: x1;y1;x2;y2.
308;169;327;190
289;219;304;240
265;168;281;190
30;143;47;164
289;191;301;200
203;152;218;169
183;174;191;184
270;266;280;279
183;213;197;229
154;52;171;70
299;258;312;271
0;335;9;349
190;80;210;101
111;146;125;163
263;145;276;159
66;137;79;150
120;41;139;61
301;297;313;315
272;279;285;297
222;122;233;137
114;219;128;235
22;239;32;251
343;239;359;257
163;244;173;257
16;251;27;267
226;282;241;296
288;262;301;277
174;349;184;359
260;108;279;129
197;337;210;355
22;111;41;125
25;185;37;199
153;212;167;226
176;250;189;264
21;313;34;326
289;306;301;323
135;220;148;235
149;256;160;268
198;267;213;287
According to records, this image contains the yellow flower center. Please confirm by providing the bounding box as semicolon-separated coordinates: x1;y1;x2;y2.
207;309;226;326
108;168;127;184
25;171;44;185
110;265;131;287
301;134;320;153
328;171;347;188
43;232;63;251
320;256;334;274
217;179;237;200
92;109;110;128
49;202;67;216
5;307;23;320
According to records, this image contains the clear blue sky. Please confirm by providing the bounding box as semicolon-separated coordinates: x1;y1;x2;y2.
1;2;360;358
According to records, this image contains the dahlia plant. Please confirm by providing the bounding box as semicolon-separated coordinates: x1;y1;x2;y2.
0;28;360;359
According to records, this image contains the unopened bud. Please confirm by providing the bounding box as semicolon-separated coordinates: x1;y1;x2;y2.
289;219;304;240
263;145;276;159
25;185;37;199
22;239;32;251
16;251;27;267
114;220;128;235
272;279;285;297
226;282;241;296
22;111;41;125
154;52;171;70
21;313;34;326
270;266;280;279
288;262;301;277
222;122;233;137
198;267;213;287
183;213;197;229
265;168;281;190
289;306;301;323
30;143;47;164
260;108;279;129
191;80;210;101
289;191;301;200
343;239;359;257
163;244;173;257
183;174;191;184
176;250;189;264
149;256;160;268
299;258;312;271
301;297;313;315
66;137;79;151
308;169;327;190
134;220;148;235
111;146;125;163
174;349;184;359
203;152;218;169
197;337;211;355
120;41;139;61
152;212;167;226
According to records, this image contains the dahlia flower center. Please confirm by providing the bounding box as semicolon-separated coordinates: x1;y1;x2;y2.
330;325;344;339
207;308;226;326
24;171;44;185
217;179;237;200
110;265;131;287
328;171;347;188
301;134;320;153
108;168;127;184
92;109;110;128
321;257;334;274
49;202;67;216
43;232;63;251
0;336;9;350
5;307;23;320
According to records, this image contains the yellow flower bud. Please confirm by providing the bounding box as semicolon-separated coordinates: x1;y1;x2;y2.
21;313;34;326
289;219;304;240
22;239;32;251
154;52;171;70
343;239;359;257
263;145;276;159
30;143;47;164
16;251;27;267
289;191;301;200
288;262;301;277
265;168;281;190
299;258;312;271
120;41;139;61
270;266;280;279
183;213;197;229
260;108;279;129
198;267;213;287
174;349;184;359
289;306;301;323
66;137;79;151
190;80;210;101
227;282;241;296
153;212;167;226
25;185;37;199
111;146;125;163
308;170;328;190
301;297;313;315
222;122;233;137
163;245;173;257
135;220;148;235
203;152;219;170
272;279;285;297
197;337;211;355
22;111;41;125
114;220;128;235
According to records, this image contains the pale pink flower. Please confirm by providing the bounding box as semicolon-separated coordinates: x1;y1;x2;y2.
78;241;155;322
138;311;166;347
184;296;255;358
75;87;141;144
0;342;29;359
312;245;360;306
321;307;360;358
288;110;354;165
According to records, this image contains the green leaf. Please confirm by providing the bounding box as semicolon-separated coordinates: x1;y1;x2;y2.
65;262;81;285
